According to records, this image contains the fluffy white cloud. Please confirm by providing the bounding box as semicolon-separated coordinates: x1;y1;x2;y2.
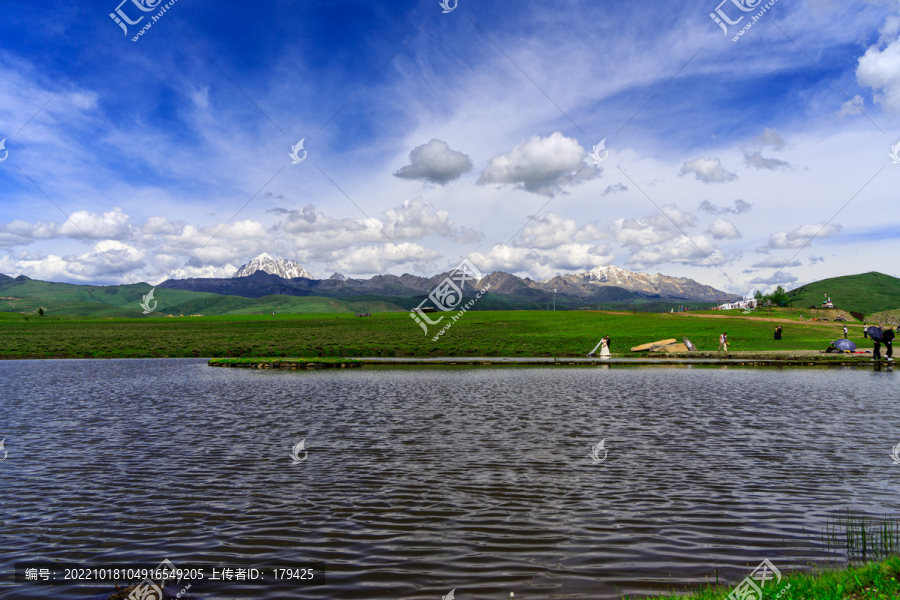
477;132;600;196
393;139;473;185
626;235;740;270
5;241;147;284
464;212;613;279
837;94;865;118
608;204;698;250
0;220;61;249
469;243;616;280
603;204;739;269
0;198;491;282
56;207;132;242
679;157;737;183
517;213;606;249
707;219;742;240
326;243;440;275
277;198;477;255
698;199;753;215
752;256;802;268
857;33;900;114
743;150;791;171
757;223;843;252
749;271;799;285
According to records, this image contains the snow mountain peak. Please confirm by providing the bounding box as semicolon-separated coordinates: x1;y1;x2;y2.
232;254;313;280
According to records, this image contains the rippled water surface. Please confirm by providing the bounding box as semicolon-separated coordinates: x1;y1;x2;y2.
1;359;898;599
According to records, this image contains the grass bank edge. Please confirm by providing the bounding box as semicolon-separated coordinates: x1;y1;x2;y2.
632;556;900;600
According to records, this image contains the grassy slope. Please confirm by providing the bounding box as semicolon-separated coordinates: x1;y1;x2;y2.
644;557;900;600
0;277;218;315
0;309;873;359
786;272;900;316
0;277;406;316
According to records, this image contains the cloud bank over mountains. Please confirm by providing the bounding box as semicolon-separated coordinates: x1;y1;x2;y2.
2;0;898;295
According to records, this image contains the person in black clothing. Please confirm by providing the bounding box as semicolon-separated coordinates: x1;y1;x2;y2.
884;327;895;362
774;326;782;340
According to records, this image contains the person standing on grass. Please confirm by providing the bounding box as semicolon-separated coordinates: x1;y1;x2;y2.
719;332;728;353
863;324;868;339
843;325;848;339
884;327;895;362
774;326;782;340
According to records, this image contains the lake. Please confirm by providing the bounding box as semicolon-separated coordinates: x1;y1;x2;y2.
0;359;897;599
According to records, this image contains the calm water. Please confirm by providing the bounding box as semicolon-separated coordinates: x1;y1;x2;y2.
1;359;898;599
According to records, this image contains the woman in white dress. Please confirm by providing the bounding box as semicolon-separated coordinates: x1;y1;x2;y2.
599;337;611;358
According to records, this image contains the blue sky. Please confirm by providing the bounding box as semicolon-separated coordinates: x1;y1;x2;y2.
1;0;898;295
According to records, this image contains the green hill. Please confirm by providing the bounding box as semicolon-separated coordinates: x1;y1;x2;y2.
0;276;219;316
0;276;406;316
786;272;900;317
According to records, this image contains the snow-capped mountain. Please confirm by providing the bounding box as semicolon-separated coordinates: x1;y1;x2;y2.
231;253;313;279
536;264;737;302
329;272;347;281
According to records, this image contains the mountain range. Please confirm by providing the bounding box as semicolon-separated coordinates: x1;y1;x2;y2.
165;257;739;304
0;259;746;317
4;265;898;317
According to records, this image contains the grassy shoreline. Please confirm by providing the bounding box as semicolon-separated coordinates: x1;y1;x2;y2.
638;557;900;600
0;310;880;360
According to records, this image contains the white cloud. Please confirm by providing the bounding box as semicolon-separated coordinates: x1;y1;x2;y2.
325;243;440;275
6;241;147;284
477;132;600;196
857;33;900;114
602;205;737;269
837;94;865;117
707;219;742;240
393;139;473;185
626;235;741;270
752;256;802;268
808;255;825;265
608;204;697;250
470;243;616;280
758;223;843;252
698;199;753;215
601;183;628;196
0;220;61;249
756;127;786;150
743;150;791;171
465;212;613;279
678;157;737;183
59;207;133;242
749;272;799;285
278;198;476;254
517;213;606;249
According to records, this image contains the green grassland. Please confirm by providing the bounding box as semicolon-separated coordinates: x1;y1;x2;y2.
154;294;405;315
0;309;874;359
786;271;900;316
643;557;900;600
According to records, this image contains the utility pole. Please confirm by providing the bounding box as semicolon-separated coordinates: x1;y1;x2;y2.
553;288;556;311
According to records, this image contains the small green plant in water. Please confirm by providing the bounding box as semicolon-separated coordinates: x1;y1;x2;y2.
823;509;900;564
